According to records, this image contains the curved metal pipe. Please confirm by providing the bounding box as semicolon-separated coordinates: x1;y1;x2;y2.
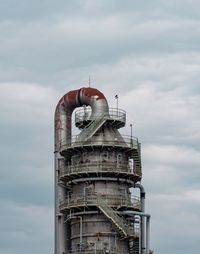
134;183;145;212
54;87;109;254
54;87;109;152
122;210;151;254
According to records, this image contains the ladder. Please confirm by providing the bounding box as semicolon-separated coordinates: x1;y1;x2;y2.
129;237;140;254
132;141;142;176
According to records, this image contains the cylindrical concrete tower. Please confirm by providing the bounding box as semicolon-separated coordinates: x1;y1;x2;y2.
54;87;151;254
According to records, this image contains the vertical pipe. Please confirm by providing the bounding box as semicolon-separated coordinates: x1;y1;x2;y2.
141;194;146;254
114;232;117;249
134;184;146;254
121;211;151;254
130;124;133;140
95;242;97;254
146;216;150;254
54;87;109;254
54;152;67;254
78;216;83;249
139;216;141;254
54;153;57;254
115;94;118;116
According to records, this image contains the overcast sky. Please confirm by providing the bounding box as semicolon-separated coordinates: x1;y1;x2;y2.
1;1;200;254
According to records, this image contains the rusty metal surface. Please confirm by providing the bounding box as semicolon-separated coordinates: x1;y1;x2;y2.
54;87;145;254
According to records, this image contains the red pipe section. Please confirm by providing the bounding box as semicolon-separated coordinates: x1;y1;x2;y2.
54;87;109;152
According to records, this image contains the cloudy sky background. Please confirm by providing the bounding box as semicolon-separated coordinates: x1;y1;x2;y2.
1;1;200;253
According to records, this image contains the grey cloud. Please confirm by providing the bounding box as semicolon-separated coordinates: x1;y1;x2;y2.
142;145;200;193
0;84;57;206
1;7;200;85
1;1;200;254
0;201;53;254
0;0;83;21
148;190;200;251
120;86;200;147
1;55;199;253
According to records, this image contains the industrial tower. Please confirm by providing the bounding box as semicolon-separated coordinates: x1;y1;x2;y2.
54;87;151;254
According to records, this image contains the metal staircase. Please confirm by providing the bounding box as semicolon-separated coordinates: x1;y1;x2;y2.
95;194;134;239
78;116;107;141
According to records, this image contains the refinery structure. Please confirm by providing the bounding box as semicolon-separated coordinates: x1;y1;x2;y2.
54;87;151;254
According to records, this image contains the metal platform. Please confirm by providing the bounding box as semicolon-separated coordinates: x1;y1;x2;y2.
59;135;142;179
75;107;126;129
58;161;141;183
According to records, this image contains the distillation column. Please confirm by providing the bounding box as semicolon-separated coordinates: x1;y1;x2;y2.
54;87;150;254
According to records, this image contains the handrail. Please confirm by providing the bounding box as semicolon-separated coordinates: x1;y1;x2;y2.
59;134;139;150
59;161;142;177
75;107;126;123
59;134;142;176
60;193;141;211
65;250;126;254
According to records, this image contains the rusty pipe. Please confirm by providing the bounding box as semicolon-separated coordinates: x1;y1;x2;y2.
54;87;109;254
54;87;109;152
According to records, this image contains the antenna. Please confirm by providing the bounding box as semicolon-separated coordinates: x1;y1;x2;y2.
89;76;91;87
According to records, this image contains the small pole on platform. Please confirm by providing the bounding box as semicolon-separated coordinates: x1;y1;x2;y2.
89;75;91;87
115;94;118;116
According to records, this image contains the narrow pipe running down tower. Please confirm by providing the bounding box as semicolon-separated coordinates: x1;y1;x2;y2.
54;87;151;254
